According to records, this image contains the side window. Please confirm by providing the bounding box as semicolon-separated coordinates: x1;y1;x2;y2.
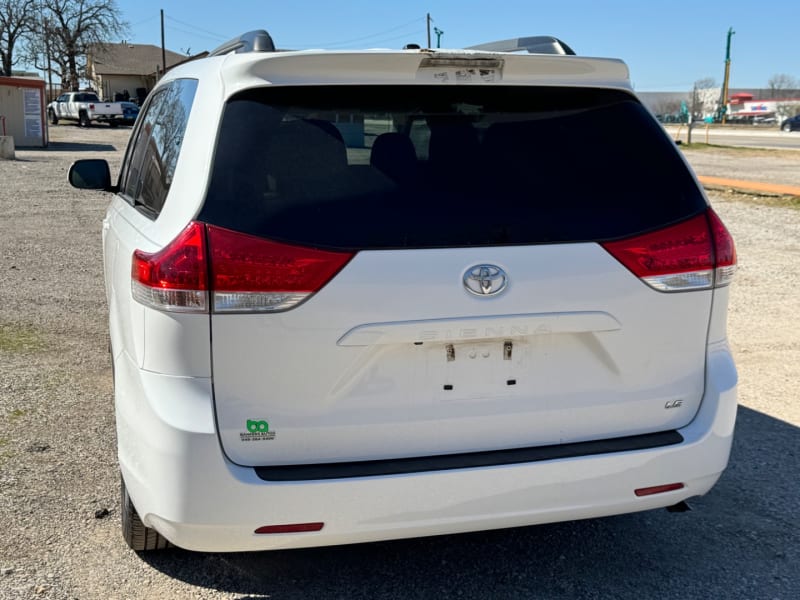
119;78;198;217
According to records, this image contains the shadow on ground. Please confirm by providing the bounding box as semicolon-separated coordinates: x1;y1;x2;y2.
46;141;118;152
141;406;798;599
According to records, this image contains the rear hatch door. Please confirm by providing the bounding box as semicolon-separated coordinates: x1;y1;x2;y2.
201;84;712;467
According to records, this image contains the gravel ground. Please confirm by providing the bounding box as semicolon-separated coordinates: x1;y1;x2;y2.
0;125;798;599
680;146;800;187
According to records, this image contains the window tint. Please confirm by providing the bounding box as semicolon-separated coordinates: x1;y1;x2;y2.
119;79;197;217
199;86;706;249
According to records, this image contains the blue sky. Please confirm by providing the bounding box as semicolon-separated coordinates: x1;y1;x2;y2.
120;0;798;92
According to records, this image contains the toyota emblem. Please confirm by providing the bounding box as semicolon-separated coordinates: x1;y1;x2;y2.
463;264;508;297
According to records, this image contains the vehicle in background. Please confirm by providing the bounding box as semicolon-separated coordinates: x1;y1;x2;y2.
47;92;125;127
781;114;800;132
120;101;140;125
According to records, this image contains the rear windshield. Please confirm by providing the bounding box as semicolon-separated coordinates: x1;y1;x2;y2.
199;86;706;249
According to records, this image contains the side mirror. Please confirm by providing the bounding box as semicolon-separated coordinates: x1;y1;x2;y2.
68;159;116;192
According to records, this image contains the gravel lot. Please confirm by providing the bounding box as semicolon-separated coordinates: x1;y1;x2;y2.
681;146;800;187
1;126;798;599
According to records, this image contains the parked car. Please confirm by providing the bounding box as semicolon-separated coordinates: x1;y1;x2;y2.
753;115;777;125
781;114;800;132
47;92;125;127
119;101;140;125
69;30;738;553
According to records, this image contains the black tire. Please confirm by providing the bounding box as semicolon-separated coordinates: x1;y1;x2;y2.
78;111;91;128
782;123;792;132
121;476;172;551
109;120;120;128
48;109;58;125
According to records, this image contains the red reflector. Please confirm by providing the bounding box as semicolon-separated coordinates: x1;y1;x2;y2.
207;225;354;293
132;222;208;291
254;522;324;534
634;483;685;497
602;213;713;278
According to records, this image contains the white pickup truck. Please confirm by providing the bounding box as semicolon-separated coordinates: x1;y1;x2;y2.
47;92;125;127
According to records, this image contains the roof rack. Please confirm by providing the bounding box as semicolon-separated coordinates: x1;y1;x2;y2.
466;36;576;56
209;30;275;56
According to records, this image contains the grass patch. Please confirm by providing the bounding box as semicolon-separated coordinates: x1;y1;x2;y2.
707;188;800;209
0;324;47;353
8;408;26;420
678;143;800;160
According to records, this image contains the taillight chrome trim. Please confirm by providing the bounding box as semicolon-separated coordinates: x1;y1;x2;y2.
641;269;714;292
131;280;208;313
715;264;736;287
212;291;310;313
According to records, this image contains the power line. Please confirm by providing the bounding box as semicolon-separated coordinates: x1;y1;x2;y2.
131;15;159;27
165;16;228;41
324;29;427;49
287;16;425;49
165;24;228;44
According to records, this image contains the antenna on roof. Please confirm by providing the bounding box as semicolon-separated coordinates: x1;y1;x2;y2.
209;30;276;56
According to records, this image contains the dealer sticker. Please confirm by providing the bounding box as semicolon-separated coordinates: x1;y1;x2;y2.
240;419;276;442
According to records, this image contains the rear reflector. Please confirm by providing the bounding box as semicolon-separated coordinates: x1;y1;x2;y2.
254;522;324;535
601;209;736;292
634;483;685;497
132;222;354;313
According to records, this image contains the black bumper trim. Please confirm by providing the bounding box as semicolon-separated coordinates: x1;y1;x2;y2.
253;430;684;482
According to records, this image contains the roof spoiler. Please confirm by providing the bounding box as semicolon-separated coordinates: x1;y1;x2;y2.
466;36;576;56
209;30;276;56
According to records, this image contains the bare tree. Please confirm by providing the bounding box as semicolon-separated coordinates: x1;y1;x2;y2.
767;73;798;98
0;0;38;76
38;0;127;91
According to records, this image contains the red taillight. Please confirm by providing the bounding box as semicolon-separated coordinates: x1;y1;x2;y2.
132;222;354;313
707;208;737;287
634;483;685;497
254;522;324;534
132;222;208;312
601;209;736;292
89;103;95;110
207;225;354;313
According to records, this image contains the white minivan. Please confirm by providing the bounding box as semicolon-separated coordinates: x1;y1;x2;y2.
69;31;738;552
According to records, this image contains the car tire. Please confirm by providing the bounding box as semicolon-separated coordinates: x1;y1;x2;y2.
78;111;91;128
109;120;119;128
121;476;172;551
48;109;58;125
783;122;792;132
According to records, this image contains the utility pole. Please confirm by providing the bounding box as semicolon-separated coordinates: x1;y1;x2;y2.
434;27;444;48
719;27;735;124
160;9;166;76
426;13;431;48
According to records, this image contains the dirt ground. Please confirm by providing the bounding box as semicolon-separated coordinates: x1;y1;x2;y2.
0;125;798;599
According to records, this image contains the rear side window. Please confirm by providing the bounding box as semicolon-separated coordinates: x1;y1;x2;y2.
199;86;706;249
119;78;197;217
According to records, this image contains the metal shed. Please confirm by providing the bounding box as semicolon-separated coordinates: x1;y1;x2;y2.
0;76;48;148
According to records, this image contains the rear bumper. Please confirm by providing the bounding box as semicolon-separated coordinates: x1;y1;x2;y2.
117;342;737;552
